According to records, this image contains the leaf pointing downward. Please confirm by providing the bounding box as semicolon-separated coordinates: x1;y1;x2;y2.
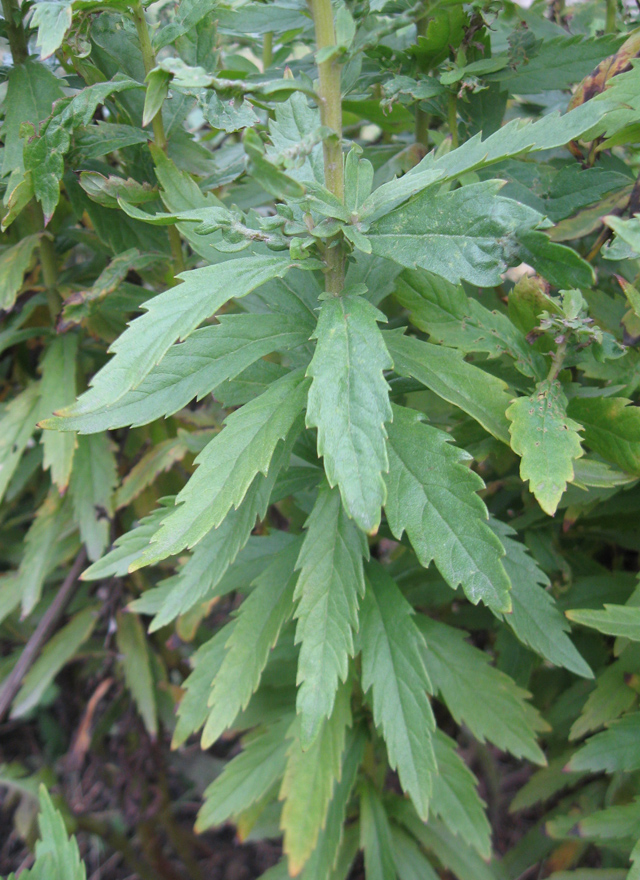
306;293;392;534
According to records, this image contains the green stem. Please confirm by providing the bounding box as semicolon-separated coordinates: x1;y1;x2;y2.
131;0;185;277
447;90;459;149
414;12;429;149
263;31;273;69
547;340;568;382
1;0;28;63
605;0;617;33
310;0;345;295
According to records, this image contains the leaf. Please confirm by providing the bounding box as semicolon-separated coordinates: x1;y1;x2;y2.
306;292;392;534
81;506;170;581
116;611;157;738
1;59;64;177
201;540;301;748
46;255;296;422
293;483;367;746
30;1;73;59
567;604;640;641
570;646;640;741
69;434;117;562
567;713;640;774
385;404;511;613
359;778;398;880
507;379;584;516
368;180;544;287
18;494;76;617
0;235;40;310
140;369;308;562
578;799;640;841
115;436;189;509
0;384;41;504
196;717;291;832
431;730;491;858
491;520;592;678
390;825;440;880
11;609;96;719
419;616;547;763
360;563;436;820
48;313;312;433
267;92;324;185
280;681;352;874
143;68;169;127
302;726;365;880
385;331;512;444
28;785;86;880
567;397;640;476
39;334;77;492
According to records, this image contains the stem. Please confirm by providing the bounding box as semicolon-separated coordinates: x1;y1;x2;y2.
1;0;28;64
414;13;429;149
263;31;273;69
131;0;185;276
447;90;459;149
547;340;568;382
605;0;617;33
310;0;345;294
0;549;87;722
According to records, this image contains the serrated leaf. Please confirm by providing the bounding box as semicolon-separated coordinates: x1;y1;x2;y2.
385;404;510;612
419;616;547;763
360;563;436;819
280;680;352;874
46;256;295;422
385;331;512;444
197;717;291;832
578;798;640;841
12;608;96;719
306;293;392;533
294;483;367;746
202;540;301;748
491;520;592;677
567;713;640;774
567;604;640;640
368;180;544;287
141;369;308;561
69;433;117;562
81;506;169;581
116;611;157;738
567;397;640;476
39;335;77;491
28;786;86;880
30;1;73;59
507;379;584;516
570;645;640;741
116;436;189;510
0;235;40;311
390;825;440;880
431;730;491;859
360;778;398;880
0;384;41;504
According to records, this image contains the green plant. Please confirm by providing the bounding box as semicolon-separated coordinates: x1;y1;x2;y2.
3;0;640;877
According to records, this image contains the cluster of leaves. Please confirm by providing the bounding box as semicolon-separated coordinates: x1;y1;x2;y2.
2;0;640;878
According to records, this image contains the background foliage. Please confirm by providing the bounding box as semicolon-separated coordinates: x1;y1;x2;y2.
2;0;640;878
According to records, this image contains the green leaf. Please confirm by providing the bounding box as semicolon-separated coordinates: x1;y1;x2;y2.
30;1;73;59
306;292;392;534
491;520;592;678
385;404;511;612
39;335;77;492
18;494;76;617
507;379;584;516
29;785;86;880
140;368;308;562
294;483;367;746
359;778;398;880
1;59;64;177
390;825;440;880
47;313;312;433
0;384;41;503
431;730;491;859
578;799;640;841
567;713;640;773
515;230;594;290
567;397;640;476
0;235;40;311
47;255;296;422
197;717;291;832
567;604;640;641
116;611;158;738
69;434;117;562
115;436;190;510
302;726;366;880
143;69;170;127
368;180;544;287
385;331;512;444
280;680;352;874
81;506;170;581
419;616;547;763
202;540;301;748
267;92;324;185
360;563;436;820
570;645;640;741
12;608;96;718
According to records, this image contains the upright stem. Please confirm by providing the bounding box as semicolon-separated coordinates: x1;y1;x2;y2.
414;14;429;149
131;1;185;276
605;0;617;33
1;0;28;63
310;0;345;294
263;31;273;69
447;90;459;149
